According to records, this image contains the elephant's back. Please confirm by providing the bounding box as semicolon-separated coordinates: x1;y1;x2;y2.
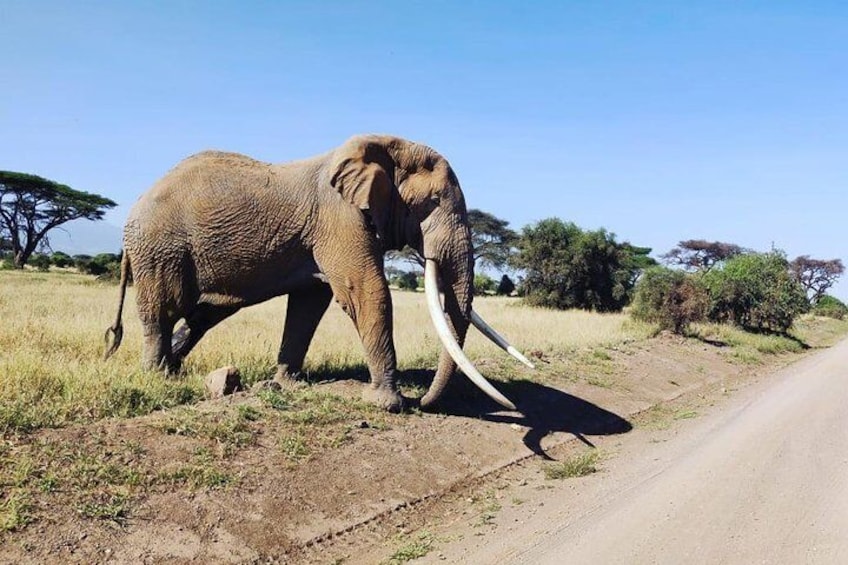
127;151;275;228
139;150;269;204
125;150;320;298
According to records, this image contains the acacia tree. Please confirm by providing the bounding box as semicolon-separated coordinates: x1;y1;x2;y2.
386;246;423;269
385;208;517;273
662;239;744;272
0;171;116;268
467;209;517;270
789;256;845;304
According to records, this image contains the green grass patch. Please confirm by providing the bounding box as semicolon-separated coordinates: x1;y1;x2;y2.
692;323;806;356
279;432;311;462
543;450;599;480
1;490;33;532
592;348;612;361
384;531;435;564
159;406;259;453
471;489;503;527
75;492;130;524
156;446;233;489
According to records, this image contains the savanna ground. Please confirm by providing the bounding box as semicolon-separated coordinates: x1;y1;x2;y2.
1;270;846;564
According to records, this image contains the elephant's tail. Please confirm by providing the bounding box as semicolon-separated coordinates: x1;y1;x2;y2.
104;251;131;359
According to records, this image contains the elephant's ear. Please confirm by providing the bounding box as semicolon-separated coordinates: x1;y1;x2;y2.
330;140;395;243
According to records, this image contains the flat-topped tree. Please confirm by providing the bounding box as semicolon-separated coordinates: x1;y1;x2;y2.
789;255;845;305
0;171;117;268
662;239;744;272
467;208;518;271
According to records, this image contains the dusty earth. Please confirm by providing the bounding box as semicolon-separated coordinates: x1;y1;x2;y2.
1;332;840;564
412;337;848;565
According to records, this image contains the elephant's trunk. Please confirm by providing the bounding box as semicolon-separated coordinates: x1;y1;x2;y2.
419;228;516;410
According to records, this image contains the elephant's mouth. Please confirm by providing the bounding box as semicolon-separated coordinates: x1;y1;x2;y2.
420;259;533;410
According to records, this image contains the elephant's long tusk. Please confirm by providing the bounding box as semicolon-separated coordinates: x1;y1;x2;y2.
470;310;536;369
424;260;516;410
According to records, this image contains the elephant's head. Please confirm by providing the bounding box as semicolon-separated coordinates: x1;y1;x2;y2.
330;135;532;409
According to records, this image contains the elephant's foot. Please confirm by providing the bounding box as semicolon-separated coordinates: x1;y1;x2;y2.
142;356;181;376
362;385;404;413
166;358;183;376
274;366;306;389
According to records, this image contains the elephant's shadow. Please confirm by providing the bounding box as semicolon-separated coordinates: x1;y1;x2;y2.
311;367;633;460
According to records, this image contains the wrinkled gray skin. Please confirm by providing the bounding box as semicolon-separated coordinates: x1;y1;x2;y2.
106;135;475;412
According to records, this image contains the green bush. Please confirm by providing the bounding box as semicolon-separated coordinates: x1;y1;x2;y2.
29;254;51;272
702;252;808;333
394;271;419;291
50;251;73;268
812;295;848;320
631;267;708;334
473;274;496;295
513;218;650;312
75;252;121;278
496;274;516;296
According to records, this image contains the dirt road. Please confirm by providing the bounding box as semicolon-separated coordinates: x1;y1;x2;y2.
427;338;848;564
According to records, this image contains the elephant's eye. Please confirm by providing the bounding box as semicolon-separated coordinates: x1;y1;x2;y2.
430;195;441;205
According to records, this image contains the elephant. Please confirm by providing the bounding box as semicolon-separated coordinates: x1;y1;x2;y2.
104;134;533;411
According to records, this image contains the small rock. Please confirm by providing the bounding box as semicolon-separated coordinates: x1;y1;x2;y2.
205;366;242;398
510;423;522;431
359;421;370;429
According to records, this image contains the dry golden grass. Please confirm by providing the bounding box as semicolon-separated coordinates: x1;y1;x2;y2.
0;270;653;432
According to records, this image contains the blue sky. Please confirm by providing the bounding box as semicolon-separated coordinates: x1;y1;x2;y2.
2;1;846;298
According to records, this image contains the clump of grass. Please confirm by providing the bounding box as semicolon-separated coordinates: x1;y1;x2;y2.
638;404;673;430
277;389;379;426
159;406;259;454
279;433;311;462
257;388;292;411
471;489;503;527
543;450;599;480
592;348;612;361
384;531;435;564
66;451;143;489
75;492;129;524
586;375;614;389
731;347;763;365
158;448;233;489
1;490;33;532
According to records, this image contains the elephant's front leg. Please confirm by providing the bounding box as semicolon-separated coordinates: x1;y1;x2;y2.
320;259;404;412
276;285;334;382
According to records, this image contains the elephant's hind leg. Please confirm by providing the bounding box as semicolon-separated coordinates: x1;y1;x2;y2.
276;285;333;381
171;303;241;367
134;259;197;374
138;309;178;373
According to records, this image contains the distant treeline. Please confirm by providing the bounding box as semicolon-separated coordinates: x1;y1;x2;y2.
1;251;122;279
